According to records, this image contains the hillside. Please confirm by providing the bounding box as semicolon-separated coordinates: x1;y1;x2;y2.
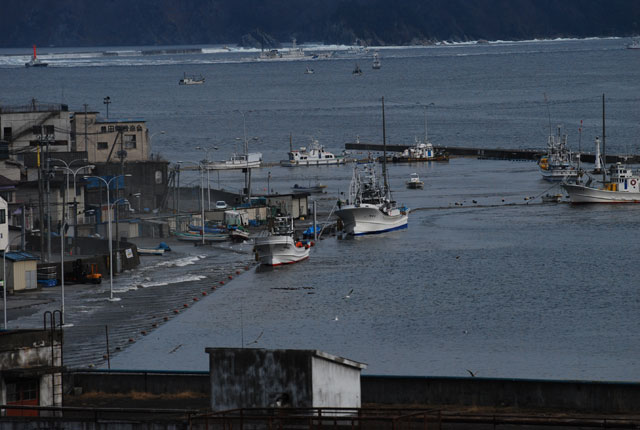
1;0;639;48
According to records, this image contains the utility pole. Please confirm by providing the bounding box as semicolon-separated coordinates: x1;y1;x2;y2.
83;103;88;152
37;142;45;261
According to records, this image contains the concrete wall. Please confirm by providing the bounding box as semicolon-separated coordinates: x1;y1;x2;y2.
311;356;362;408
361;375;640;413
207;348;313;410
65;370;209;395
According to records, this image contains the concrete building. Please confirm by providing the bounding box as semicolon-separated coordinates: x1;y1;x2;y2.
0;328;63;417
0;196;7;251
72;112;151;163
266;193;309;219
205;348;366;411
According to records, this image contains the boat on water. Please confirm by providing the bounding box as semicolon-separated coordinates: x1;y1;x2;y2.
258;38;306;60
389;105;448;162
179;73;205;85
291;182;327;194
280;138;346;167
352;63;363;75
372;52;381;69
562;162;640;203
229;226;250;242
304;66;314;74
174;230;228;242
335;97;409;236
137;248;165;256
541;193;563;203
25;45;48;68
406;173;424;189
627;39;640;50
538;125;578;182
253;216;311;266
204;152;262;170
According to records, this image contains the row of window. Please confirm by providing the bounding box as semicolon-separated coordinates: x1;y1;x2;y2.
97;135;137;150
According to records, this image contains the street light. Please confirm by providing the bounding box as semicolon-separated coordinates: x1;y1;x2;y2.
84;174;131;302
149;131;165;158
196;145;218;210
51;158;93;220
103;96;111;119
177;161;205;245
3;235;25;329
417;102;435;143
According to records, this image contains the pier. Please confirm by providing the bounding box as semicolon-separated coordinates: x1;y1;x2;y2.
344;143;640;163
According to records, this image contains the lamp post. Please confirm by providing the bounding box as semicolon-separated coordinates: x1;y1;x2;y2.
417;102;435;143
84;174;131;302
267;171;271;195
149;131;165;159
51;159;93;219
177;161;205;245
195;145;218;210
3;235;24;329
103;96;111;119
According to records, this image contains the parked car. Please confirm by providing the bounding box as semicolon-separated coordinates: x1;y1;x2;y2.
215;200;228;209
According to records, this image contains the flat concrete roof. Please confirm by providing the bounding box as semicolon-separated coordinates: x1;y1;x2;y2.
204;347;367;370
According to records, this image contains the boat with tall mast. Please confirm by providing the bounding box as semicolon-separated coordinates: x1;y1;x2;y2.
562;94;640;203
335;97;409;235
538;125;578;181
389;105;448;162
253;215;311;266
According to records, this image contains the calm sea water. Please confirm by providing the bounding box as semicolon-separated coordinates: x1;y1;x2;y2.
2;39;640;380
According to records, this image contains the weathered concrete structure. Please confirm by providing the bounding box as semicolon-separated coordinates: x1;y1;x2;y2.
0;329;63;417
0;251;38;293
205;348;366;411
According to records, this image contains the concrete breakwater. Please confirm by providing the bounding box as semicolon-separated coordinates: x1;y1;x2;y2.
345;143;640;163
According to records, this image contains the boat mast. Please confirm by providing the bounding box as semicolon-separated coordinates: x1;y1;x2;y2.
602;93;606;183
381;96;389;197
423;106;428;143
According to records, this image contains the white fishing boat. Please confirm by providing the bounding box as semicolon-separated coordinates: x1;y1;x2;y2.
280;138;346;167
389;105;448;162
304;66;314;74
562;162;640;203
335;97;409;236
137;248;165;256
258;38;306;60
179;73;205;85
372;52;381;69
253;216;310;266
406;173;424;189
25;45;48;68
538;125;578;181
174;231;228;242
626;39;640;50
205;152;262;170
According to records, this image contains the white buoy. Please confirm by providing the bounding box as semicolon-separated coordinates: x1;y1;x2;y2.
594;136;602;172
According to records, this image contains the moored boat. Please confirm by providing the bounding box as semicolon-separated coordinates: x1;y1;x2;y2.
253;216;310;266
562;162;640;203
280;138;346;167
352;63;363;75
406;173;424;189
335;97;409;236
291;182;327;194
204;152;262;170
372;52;381;69
538;125;578;181
389;105;448;162
179;73;205;85
174;230;228;242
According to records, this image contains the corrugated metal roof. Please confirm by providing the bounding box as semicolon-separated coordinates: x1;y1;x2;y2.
4;251;38;262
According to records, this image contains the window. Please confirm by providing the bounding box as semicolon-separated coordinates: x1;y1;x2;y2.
129;125;135;131
31;125;41;135
155;170;163;184
3;127;12;140
124;135;136;149
0;209;5;224
97;142;108;150
108;125;115;132
136;125;142;131
100;126;107;133
44;125;54;135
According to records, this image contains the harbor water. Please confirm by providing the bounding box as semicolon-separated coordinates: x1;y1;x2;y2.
1;38;639;380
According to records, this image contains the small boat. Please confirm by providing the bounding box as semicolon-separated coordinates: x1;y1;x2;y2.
538;125;578;181
204;152;262;170
179;73;205;85
25;45;48;68
335;97;409;236
253;216;310;266
229;226;250;242
280;137;346;167
304;66;314;74
389;107;448;162
352;63;363;76
174;231;228;242
406;173;424;189
626;39;640;50
372;52;381;70
291;182;327;194
541;193;563;203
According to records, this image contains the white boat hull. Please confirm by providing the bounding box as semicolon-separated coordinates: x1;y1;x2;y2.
540;167;578;181
562;183;640;203
254;236;310;266
280;158;346;167
335;204;408;236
